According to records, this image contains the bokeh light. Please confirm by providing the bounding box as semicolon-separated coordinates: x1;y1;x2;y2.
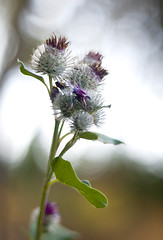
0;1;163;240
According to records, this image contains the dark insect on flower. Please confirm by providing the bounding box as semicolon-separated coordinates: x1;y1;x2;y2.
72;85;91;108
51;81;67;102
55;81;66;90
46;34;69;50
51;87;59;102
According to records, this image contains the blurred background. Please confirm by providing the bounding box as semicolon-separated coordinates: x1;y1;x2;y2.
0;0;163;239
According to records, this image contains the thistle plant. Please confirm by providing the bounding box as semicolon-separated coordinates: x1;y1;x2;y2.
18;34;123;240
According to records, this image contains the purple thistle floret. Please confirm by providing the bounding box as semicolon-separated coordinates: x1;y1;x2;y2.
72;85;91;108
90;63;108;80
45;201;58;216
46;34;69;50
83;51;108;81
84;51;103;65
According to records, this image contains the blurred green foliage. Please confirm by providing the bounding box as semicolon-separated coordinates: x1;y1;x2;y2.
1;138;163;240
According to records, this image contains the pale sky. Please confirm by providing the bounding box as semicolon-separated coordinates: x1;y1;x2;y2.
0;0;163;165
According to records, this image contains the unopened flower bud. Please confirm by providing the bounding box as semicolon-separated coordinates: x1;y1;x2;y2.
70;111;94;132
54;90;74;118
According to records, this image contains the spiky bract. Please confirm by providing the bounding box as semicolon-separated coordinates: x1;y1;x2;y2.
30;35;72;79
70;111;94;132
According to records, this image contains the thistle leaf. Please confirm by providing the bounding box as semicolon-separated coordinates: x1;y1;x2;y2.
51;157;108;208
79;131;98;140
79;131;124;145
18;59;45;84
94;132;124;145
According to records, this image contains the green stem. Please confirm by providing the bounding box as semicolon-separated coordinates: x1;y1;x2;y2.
47;178;58;187
57;132;72;148
59;132;79;158
49;75;53;92
49;120;60;161
36;119;60;240
58;120;65;140
44;83;51;97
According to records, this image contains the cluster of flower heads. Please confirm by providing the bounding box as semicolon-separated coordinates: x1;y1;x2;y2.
31;34;109;132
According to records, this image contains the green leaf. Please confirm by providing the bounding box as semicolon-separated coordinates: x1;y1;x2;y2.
17;59;45;84
94;132;124;145
79;131;98;140
51;157;108;208
79;131;123;145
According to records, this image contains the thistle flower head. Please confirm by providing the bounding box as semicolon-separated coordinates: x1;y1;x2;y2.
72;84;91;108
83;51;108;81
68;64;101;90
90;63;108;80
74;90;105;127
70;111;94;132
30;34;72;79
45;201;58;215
43;201;60;232
54;90;74;118
83;90;104;113
84;51;103;65
30;201;60;233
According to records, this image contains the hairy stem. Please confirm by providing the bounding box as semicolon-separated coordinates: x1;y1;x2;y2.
59;132;79;158
49;75;53;92
58;120;65;140
36;119;60;240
